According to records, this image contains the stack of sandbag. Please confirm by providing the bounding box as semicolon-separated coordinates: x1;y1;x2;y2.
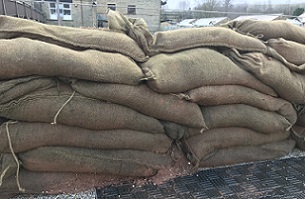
123;17;297;168
0;15;179;198
223;19;305;151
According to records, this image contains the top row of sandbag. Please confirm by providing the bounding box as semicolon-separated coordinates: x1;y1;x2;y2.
0;11;266;62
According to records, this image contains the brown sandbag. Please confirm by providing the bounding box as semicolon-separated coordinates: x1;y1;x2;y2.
0;154;18;185
0;76;56;104
0;122;171;154
199;139;296;168
0;38;144;85
184;85;296;124
18;147;172;177
267;38;305;66
107;10;154;56
150;27;267;56
71;81;205;128
201;104;292;134
227;49;305;104
224;19;305;44
0;15;147;62
0;169;132;199
297;113;305;127
291;125;305;150
181;127;291;165
140;48;277;95
0;87;164;134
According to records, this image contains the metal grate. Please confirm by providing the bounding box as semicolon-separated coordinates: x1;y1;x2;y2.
97;156;305;199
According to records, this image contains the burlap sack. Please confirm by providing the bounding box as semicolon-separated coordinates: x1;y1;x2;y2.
160;121;188;140
0;76;56;104
0;87;164;134
224;19;305;44
267;38;305;66
0;169;132;199
227;49;305;104
150;26;267;55
71;81;205;128
199;139;295;168
180;127;290;165
184;85;297;124
140;48;277;95
0;154;18;186
201;104;292;134
0;38;144;85
0;15;147;62
0;122;171;154
107;10;154;56
291;125;305;150
18;147;172;177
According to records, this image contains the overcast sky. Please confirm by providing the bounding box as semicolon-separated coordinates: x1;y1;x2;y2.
165;0;303;9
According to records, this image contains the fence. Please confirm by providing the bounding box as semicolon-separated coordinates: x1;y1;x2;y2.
0;0;45;22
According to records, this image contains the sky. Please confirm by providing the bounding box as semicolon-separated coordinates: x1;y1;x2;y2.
165;0;303;9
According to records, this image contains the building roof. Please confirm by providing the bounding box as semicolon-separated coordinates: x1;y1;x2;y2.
177;19;196;27
234;14;283;21
286;18;302;26
298;13;305;22
193;17;229;27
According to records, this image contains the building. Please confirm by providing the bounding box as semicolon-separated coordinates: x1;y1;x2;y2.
234;14;285;21
39;0;161;32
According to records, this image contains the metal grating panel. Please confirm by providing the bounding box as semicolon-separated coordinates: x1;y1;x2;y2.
97;156;305;199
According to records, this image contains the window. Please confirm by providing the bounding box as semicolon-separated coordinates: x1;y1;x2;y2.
127;5;136;15
107;3;116;11
49;1;72;20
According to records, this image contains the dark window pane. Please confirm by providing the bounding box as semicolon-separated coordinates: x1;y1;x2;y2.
127;5;136;14
108;3;116;11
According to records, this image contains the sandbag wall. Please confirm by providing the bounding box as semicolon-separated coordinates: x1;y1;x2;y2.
0;11;302;198
136;27;297;168
0;15;178;198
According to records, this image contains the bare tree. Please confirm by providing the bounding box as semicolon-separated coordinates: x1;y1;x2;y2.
178;0;191;10
194;0;221;18
223;0;232;14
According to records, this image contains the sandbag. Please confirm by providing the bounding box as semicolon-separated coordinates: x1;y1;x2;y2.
199;139;296;168
227;49;305;104
0;122;171;153
150;26;267;55
184;85;297;124
18;147;172;177
107;10;154;56
0;169;131;199
0;15;147;62
0;38;144;85
0;154;18;185
201;104;292;134
140;48;277;95
180;127;290;165
0;87;164;134
71;81;205;128
291;125;305;150
224;19;305;44
267;38;305;66
0;76;56;104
